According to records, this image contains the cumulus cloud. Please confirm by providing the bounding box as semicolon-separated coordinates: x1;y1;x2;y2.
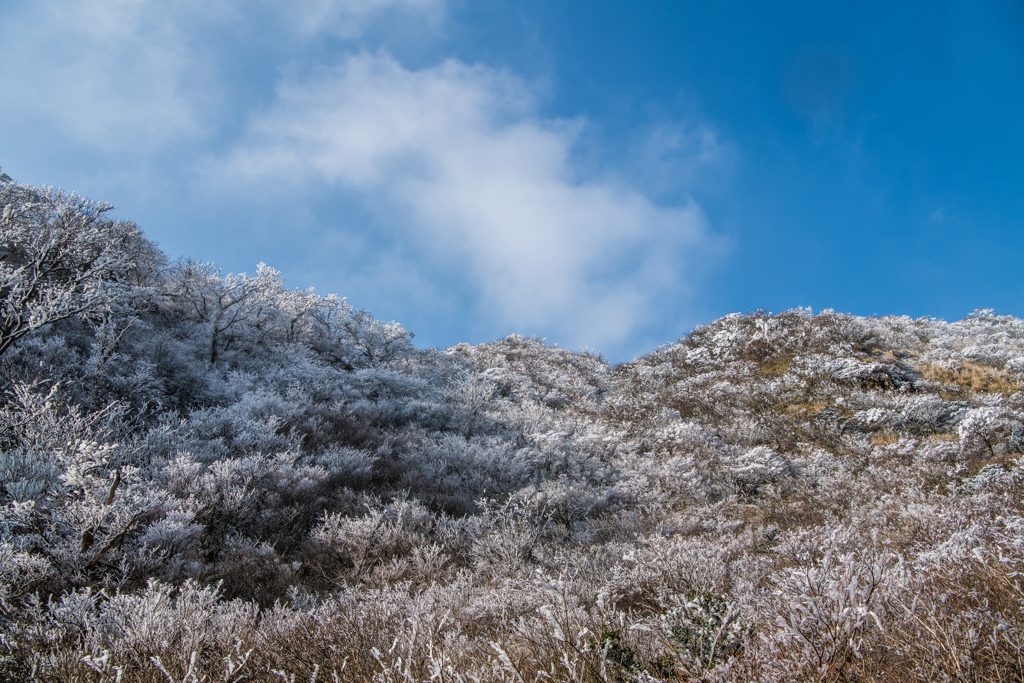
216;53;718;351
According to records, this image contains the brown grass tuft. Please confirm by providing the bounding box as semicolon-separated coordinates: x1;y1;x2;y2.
757;355;793;377
919;361;1021;397
870;431;901;447
781;400;831;418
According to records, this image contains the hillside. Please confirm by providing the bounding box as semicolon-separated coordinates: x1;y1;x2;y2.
1;175;1022;682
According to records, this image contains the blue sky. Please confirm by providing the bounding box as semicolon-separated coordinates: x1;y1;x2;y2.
1;0;1022;361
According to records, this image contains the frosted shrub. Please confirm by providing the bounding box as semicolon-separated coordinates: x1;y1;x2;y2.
0;448;61;502
306;446;376;488
178;397;295;462
306;498;459;587
0;381;125;455
878;528;1024;682
394;433;537;514
137;510;204;563
13;580;259;681
603;535;741;612
470;496;542;578
0;178;154;357
957;405;1020;459
768;541;889;681
729;446;793;490
655;592;751;679
0;534;50;615
522;478;606;542
160;451;331;540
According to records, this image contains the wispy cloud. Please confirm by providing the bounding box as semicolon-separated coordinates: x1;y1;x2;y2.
0;0;227;150
627;122;733;200
0;0;444;150
284;0;445;38
215;53;720;352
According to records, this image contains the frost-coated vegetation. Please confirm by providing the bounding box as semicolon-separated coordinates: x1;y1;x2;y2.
1;173;1023;682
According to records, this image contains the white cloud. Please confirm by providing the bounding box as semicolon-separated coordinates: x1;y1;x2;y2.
285;0;445;38
0;0;220;149
0;0;444;151
217;53;719;352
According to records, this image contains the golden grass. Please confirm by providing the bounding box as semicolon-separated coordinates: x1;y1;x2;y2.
870;431;901;447
919;361;1021;397
757;355;793;378
781;400;830;418
923;431;959;442
882;349;921;360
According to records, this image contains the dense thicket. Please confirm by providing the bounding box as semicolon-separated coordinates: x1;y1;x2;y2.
1;174;1022;682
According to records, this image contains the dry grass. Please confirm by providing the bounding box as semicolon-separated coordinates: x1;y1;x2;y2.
781;400;831;418
874;555;1024;683
924;431;960;442
870;431;901;447
920;361;1021;397
883;349;921;361
757;355;794;378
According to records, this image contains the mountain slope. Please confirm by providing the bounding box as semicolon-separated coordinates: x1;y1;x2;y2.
1;174;1022;682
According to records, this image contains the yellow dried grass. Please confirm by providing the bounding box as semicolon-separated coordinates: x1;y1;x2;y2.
919;361;1020;397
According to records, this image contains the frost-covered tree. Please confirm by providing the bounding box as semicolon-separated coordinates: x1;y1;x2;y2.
308;294;415;369
0;175;154;356
167;259;289;365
